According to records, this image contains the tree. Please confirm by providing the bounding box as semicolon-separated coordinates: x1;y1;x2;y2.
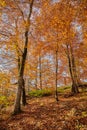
13;0;34;114
0;0;34;114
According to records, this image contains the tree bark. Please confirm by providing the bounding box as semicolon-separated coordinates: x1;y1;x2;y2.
22;78;27;106
66;43;79;94
70;44;79;93
35;66;38;90
13;76;22;114
13;0;34;114
55;45;59;101
39;54;42;90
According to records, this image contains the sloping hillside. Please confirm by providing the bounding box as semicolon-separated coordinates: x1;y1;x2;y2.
0;91;87;130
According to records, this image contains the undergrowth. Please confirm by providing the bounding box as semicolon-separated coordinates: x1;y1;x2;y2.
58;85;71;93
28;89;52;97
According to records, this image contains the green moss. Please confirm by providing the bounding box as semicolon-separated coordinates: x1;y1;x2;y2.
58;86;71;93
28;86;71;97
29;89;52;97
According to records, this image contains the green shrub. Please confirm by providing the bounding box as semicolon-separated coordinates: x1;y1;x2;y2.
58;86;70;93
0;96;8;108
29;89;52;97
0;94;15;109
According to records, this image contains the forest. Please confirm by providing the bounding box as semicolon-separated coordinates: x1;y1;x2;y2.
0;0;87;130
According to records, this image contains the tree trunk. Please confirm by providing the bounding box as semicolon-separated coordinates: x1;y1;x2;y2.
72;83;78;93
22;78;27;106
26;78;30;94
35;68;38;90
39;54;42;90
55;46;59;101
13;76;22;114
66;44;79;94
70;44;79;93
35;62;38;90
13;0;34;114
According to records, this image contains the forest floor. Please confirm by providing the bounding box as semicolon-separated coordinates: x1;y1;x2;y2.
0;91;87;130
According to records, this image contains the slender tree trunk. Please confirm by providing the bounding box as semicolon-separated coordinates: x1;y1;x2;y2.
55;44;59;101
27;78;30;94
66;44;79;94
39;54;42;90
64;77;67;86
22;78;27;106
70;44;79;93
35;67;38;90
13;76;22;114
66;44;74;82
13;0;34;114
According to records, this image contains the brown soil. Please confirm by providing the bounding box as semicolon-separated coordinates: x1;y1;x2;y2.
0;92;87;130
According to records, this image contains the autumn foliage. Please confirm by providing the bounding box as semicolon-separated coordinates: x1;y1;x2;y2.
0;0;87;120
